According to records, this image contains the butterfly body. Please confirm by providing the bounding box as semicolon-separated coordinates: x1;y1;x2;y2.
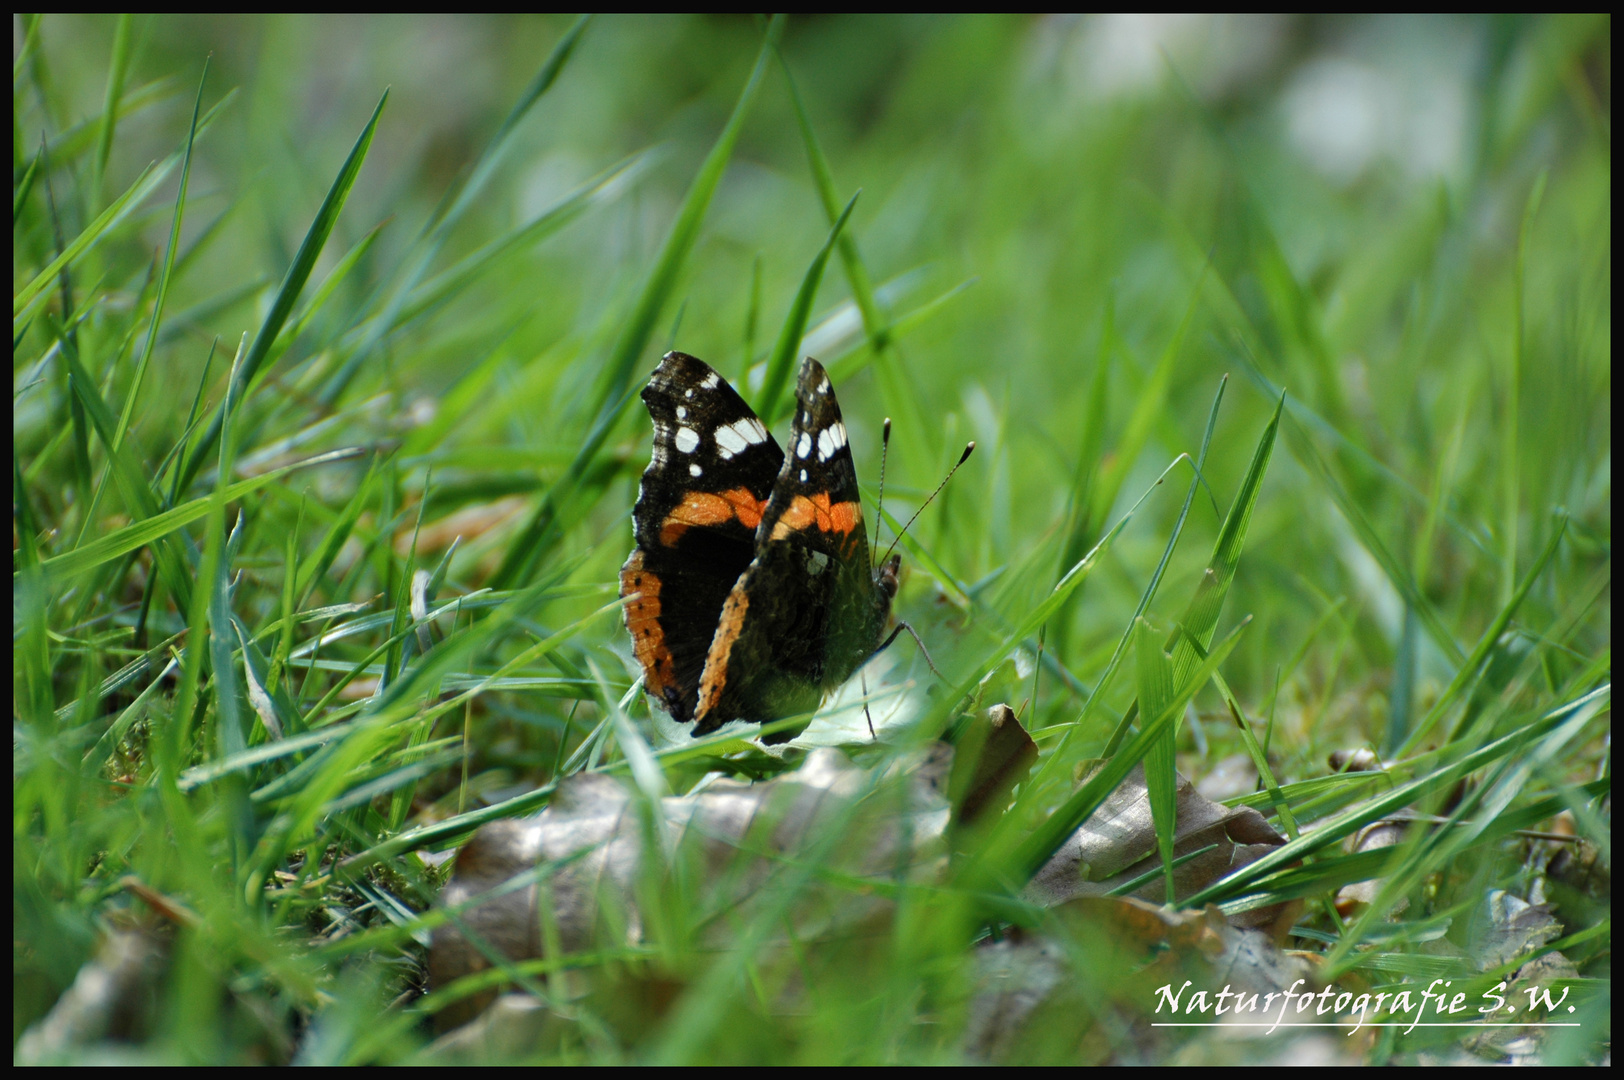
621;351;896;742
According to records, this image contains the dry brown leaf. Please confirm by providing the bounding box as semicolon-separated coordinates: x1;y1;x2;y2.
429;747;949;1027
948;703;1038;839
966;896;1337;1063
1026;762;1289;929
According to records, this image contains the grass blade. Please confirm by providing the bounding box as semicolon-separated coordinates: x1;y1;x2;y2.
177;90;388;492
90;13;134;202
779;49;885;347
1182;683;1610;909
14;87;235;323
755;191;858;423
492;15;785;587
1008;615;1254;886
34;448;360;583
1136;617;1180;903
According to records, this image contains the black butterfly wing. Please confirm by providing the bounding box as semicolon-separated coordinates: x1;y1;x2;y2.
693;357;892;741
621;352;783;723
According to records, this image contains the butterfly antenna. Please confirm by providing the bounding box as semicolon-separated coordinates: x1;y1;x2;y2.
880;441;975;565
871;417;891;569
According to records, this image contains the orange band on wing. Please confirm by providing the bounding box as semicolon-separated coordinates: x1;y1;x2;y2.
659;486;767;546
697;586;749;719
768;493;862;541
620;552;675;698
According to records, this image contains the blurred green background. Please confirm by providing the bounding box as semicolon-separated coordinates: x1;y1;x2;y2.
13;13;1610;1062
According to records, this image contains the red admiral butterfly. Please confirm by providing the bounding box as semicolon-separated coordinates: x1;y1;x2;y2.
620;352;899;743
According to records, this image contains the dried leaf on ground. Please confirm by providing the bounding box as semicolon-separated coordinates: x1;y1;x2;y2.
966;896;1344;1064
1026;762;1288;928
429;746;950;1027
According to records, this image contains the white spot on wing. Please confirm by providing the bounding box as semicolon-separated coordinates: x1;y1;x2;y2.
816;423;847;462
676;405;687;419
799;468;808;482
796;432;812;459
689;462;702;477
715;424;748;458
675;427;700;454
701;372;720;389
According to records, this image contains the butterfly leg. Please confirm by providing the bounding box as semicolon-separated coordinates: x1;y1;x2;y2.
861;667;876;740
874;621;942;679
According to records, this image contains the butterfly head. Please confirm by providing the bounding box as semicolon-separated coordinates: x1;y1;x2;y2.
874;551;900;604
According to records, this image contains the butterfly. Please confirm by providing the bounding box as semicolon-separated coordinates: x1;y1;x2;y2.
620;352;899;743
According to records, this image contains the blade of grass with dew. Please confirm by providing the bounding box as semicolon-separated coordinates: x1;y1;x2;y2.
491;15;785;587
755;191;858;423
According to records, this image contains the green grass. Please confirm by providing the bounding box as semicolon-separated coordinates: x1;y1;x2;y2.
13;14;1610;1065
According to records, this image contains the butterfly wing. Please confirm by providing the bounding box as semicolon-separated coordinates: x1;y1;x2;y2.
621;352;783;723
693;357;893;740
